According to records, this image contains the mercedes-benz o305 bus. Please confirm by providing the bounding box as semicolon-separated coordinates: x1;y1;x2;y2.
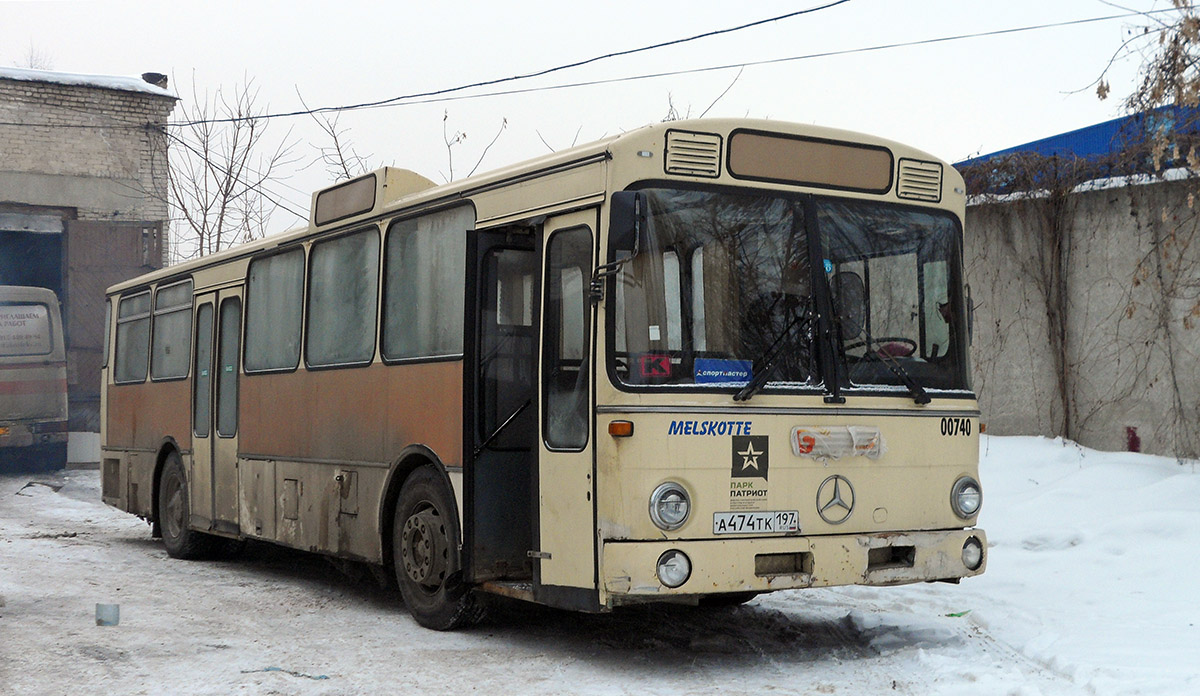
1;285;68;469
101;119;985;629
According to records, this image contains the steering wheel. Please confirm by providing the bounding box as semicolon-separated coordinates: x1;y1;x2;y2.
844;336;918;358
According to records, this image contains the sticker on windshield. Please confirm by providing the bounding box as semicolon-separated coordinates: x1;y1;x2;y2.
694;358;752;384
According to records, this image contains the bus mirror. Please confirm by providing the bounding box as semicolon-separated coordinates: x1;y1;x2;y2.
609;190;647;256
592;191;648;303
832;271;865;340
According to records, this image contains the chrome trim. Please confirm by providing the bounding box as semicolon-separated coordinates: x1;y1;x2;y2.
595;405;981;419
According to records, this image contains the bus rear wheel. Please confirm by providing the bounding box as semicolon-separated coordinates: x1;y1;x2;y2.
157;452;214;559
392;466;482;630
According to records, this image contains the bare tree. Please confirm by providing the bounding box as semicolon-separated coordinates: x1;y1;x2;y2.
166;75;301;261
16;42;53;70
298;90;373;182
439;110;507;183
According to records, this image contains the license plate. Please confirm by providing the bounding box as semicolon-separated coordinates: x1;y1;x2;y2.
713;510;800;535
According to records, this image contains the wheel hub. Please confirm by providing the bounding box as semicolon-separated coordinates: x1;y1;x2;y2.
401;508;448;587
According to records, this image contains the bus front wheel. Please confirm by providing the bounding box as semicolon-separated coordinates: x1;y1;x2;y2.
392;466;482;630
157;452;213;559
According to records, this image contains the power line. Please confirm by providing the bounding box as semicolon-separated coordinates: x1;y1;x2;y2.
169;0;856;127
327;7;1193;113
160;5;1184;128
2;6;1183;133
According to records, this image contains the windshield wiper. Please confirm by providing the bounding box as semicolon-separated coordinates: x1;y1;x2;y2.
733;304;812;402
856;348;931;405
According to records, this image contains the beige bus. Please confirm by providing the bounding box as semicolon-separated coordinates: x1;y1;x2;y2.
101;118;985;629
1;285;69;469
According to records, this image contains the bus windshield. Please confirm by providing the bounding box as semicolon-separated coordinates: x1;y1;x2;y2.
610;188;969;394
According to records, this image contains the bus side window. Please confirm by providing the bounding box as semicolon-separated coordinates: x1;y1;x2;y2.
114;291;151;383
244;248;305;373
382;206;472;360
150;280;193;380
102;298;111;369
543;226;592;450
306;228;379;368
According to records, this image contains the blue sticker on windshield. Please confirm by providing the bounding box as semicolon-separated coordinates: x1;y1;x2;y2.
695;358;753;384
823;259;833;273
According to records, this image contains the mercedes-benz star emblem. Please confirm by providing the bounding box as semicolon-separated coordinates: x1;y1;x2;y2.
816;475;855;525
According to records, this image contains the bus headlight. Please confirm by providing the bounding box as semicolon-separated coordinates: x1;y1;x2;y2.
649;482;691;531
656;549;692;588
962;536;984;570
950;476;982;519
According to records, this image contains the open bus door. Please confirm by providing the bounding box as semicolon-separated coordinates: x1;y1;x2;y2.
464;227;538;584
533;212;599;610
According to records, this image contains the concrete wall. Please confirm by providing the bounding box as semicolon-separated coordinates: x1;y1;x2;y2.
966;179;1200;458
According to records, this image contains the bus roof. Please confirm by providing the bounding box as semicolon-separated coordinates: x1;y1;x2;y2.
107;118;955;295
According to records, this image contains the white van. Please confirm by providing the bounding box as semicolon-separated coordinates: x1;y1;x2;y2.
0;285;68;468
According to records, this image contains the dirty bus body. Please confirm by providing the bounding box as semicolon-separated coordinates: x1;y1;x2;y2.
101;118;985;629
1;285;68;468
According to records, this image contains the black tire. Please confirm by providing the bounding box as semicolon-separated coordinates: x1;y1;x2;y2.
392;466;483;630
34;442;68;471
699;591;759;607
157;452;214;559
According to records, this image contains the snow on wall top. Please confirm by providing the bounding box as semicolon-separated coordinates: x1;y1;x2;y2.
0;66;177;99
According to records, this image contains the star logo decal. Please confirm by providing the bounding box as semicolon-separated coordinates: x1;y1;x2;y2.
730;436;769;480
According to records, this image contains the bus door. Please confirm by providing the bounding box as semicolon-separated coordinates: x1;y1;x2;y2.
191;288;242;535
464;227;538;582
535;212;597;607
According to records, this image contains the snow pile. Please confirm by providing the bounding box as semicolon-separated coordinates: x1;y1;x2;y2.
972;436;1200;693
762;435;1200;694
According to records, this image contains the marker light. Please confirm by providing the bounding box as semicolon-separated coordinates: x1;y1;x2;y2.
608;420;634;437
649;482;691;531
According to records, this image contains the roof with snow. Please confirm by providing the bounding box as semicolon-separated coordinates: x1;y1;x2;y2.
0;66;176;99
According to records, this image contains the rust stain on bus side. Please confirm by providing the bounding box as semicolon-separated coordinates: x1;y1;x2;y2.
240;361;463;467
105;381;191;451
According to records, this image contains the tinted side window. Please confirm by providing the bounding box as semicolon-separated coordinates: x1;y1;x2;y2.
307;228;380;367
382;206;472;360
543;227;592;450
114;292;151;383
151;280;193;380
244;248;304;372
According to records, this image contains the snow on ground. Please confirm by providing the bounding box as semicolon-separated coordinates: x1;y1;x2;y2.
0;435;1197;695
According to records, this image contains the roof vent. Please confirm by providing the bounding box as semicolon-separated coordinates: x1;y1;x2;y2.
896;158;943;202
665;130;722;178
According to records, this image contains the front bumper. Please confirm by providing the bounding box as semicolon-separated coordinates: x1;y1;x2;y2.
602;528;986;603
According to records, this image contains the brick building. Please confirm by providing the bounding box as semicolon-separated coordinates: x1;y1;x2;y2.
0;67;177;455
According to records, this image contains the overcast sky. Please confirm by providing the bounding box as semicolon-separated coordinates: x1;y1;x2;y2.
1;0;1172;232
